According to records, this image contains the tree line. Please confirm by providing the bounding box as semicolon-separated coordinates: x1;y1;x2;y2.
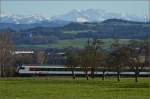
0;32;149;82
65;38;150;82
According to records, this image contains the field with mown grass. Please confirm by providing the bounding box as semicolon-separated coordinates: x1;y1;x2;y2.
0;77;150;99
15;38;136;49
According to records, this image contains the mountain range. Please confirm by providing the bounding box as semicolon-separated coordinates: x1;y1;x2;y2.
1;9;147;24
0;9;149;49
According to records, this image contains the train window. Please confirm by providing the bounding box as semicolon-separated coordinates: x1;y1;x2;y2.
29;68;53;71
20;67;25;69
29;67;83;71
30;68;36;71
29;67;67;71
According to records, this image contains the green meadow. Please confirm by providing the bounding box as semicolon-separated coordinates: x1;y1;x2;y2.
15;38;135;49
0;77;150;99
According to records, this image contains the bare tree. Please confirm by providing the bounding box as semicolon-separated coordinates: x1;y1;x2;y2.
128;40;145;82
34;51;47;65
143;39;150;69
0;32;13;77
90;38;104;78
80;49;91;80
109;37;131;82
111;38;122;82
65;50;80;79
96;51;107;80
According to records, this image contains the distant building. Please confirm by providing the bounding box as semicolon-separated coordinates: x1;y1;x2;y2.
14;51;34;55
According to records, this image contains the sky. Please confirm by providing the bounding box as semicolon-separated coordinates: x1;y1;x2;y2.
1;0;149;18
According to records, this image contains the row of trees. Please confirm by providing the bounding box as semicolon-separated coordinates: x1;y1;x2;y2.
65;38;150;82
0;32;149;81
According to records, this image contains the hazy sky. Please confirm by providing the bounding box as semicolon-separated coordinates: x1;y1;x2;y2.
1;0;149;17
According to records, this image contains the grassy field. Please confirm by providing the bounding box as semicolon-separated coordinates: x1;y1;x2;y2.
0;77;150;99
15;38;88;49
15;38;134;49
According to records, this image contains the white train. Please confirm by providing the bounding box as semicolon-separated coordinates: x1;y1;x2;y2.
17;65;150;76
17;65;85;76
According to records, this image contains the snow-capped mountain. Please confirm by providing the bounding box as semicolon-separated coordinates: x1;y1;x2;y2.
51;9;147;22
0;13;51;24
0;9;147;24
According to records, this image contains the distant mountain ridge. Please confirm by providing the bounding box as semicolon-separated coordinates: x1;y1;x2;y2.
1;9;147;25
0;18;149;31
102;19;149;24
52;9;147;22
1;13;50;24
0;20;70;30
0;19;149;44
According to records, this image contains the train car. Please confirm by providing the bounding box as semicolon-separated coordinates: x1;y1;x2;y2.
17;65;85;76
17;65;150;76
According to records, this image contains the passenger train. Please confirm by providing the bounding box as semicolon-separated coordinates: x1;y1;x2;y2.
17;65;150;76
17;65;85;76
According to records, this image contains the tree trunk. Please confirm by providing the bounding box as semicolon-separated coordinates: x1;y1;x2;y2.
116;66;121;82
91;68;95;78
117;71;120;82
0;66;3;77
1;64;4;77
72;67;75;79
85;68;89;80
86;74;89;80
135;73;138;82
86;73;89;80
135;66;139;82
102;70;105;80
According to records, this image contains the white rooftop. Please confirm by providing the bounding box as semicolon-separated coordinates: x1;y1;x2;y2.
14;51;34;54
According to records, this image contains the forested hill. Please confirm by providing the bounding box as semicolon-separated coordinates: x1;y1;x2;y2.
0;19;149;45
